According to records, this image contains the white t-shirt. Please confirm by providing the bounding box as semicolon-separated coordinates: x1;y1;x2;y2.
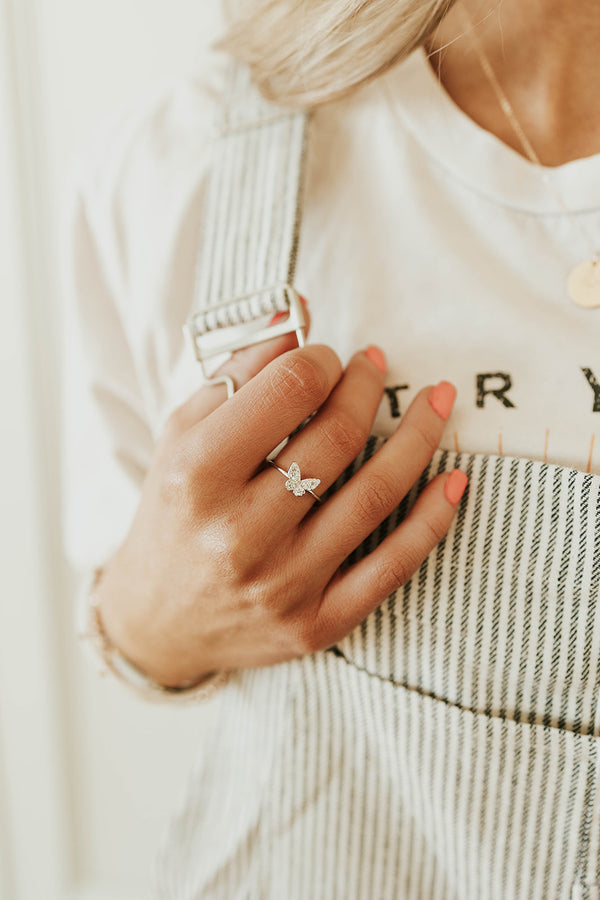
61;44;600;574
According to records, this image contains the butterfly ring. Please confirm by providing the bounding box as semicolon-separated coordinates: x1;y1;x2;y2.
266;459;323;503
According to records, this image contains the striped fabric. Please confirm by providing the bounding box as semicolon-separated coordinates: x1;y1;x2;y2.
154;444;600;900
151;53;600;900
186;57;310;342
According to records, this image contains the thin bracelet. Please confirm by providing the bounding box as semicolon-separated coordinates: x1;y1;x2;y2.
77;566;231;704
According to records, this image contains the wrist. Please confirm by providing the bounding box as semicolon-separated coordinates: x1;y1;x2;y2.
94;556;215;690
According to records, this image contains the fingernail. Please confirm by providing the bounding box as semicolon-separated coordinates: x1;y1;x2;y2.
365;345;386;374
428;380;456;420
445;469;468;506
299;294;308;307
269;310;288;325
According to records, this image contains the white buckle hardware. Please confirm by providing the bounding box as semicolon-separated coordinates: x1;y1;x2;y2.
183;282;307;398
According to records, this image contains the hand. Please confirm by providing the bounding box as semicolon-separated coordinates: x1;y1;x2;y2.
96;300;467;687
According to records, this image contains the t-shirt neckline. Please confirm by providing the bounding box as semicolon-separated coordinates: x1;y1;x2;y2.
379;45;600;215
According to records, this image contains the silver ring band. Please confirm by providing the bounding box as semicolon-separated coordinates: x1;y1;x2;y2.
267;458;323;502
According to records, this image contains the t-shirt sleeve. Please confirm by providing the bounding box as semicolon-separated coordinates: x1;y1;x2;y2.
60;143;158;683
58;59;229;695
61;165;152;574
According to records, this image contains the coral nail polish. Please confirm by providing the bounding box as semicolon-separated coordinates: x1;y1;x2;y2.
365;345;386;374
445;469;468;506
428;381;456;420
269;310;288;325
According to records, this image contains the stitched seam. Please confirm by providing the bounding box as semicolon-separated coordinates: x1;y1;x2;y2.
326;645;597;737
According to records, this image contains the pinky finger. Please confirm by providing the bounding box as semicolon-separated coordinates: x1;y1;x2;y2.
309;469;469;651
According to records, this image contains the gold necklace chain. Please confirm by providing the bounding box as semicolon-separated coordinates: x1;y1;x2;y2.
455;3;600;307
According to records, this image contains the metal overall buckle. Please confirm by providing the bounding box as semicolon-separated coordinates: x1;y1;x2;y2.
183;282;307;398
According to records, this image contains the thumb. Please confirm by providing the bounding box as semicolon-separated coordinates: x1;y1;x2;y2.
168;295;311;435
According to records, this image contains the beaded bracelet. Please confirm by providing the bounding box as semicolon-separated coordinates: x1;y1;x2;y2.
77;566;231;704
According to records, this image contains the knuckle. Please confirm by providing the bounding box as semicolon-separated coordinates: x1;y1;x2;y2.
243;577;273;612
315;343;343;374
408;415;440;455
160;454;195;508
196;502;262;588
299;630;320;655
159;441;211;510
276;600;322;656
374;553;414;593
162;406;188;444
289;616;320;655
422;513;448;545
269;354;330;407
319;410;366;459
205;522;251;584
354;469;399;521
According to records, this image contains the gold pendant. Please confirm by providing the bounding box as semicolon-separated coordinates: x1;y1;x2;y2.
567;257;600;308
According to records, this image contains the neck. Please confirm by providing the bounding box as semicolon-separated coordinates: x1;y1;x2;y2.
425;0;600;166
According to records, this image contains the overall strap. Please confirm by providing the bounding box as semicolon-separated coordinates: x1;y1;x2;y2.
184;56;311;392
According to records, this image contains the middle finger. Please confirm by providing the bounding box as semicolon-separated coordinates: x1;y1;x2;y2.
246;346;387;532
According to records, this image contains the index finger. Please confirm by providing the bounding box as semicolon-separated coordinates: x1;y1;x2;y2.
163;303;312;438
187;343;343;481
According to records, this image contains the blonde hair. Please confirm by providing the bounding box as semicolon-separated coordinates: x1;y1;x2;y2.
213;0;457;109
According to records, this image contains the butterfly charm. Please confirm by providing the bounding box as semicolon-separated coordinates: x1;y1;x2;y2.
285;461;321;497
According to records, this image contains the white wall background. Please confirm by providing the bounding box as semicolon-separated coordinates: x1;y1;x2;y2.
0;2;226;898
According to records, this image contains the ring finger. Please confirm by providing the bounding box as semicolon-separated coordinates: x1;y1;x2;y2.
299;379;457;567
247;345;387;532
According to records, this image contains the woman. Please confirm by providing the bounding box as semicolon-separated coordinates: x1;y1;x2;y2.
65;0;600;896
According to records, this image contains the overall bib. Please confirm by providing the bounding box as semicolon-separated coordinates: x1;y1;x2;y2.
154;58;600;900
